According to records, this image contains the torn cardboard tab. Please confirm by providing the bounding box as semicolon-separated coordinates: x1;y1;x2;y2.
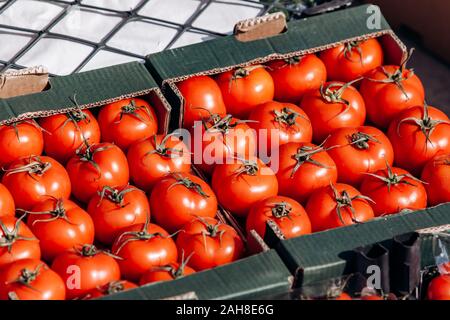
234;12;287;42
0;66;49;99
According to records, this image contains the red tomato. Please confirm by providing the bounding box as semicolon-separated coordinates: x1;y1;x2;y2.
0;215;40;268
216;66;274;119
388;104;450;176
27;198;95;261
306;183;375;232
127;134;191;192
98;98;158;151
2;155;71;210
191;113;257;175
0;259;65;300
112;220;178;282
66;142;129;203
248;101;312;152
39;109;100;164
427;274;450;300
0;120;44;168
275;142;338;204
360;52;425;128
324;126;394;187
139;252;196;285
361;295;385;300
150;172;217;233
212;157;278;218
177;75;226;129
52;244;121;300
266;54;327;103
176;217;244;271
246;196;311;250
301;80;366;143
333;293;352;300
0;183;15;218
421;153;450;206
319;38;384;82
360;164;427;216
84;280;137;299
87;185;150;245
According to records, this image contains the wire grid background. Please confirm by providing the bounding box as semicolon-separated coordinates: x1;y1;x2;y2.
0;0;331;76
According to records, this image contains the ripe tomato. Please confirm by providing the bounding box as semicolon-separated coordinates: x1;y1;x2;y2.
421;153;450;206
361;295;385;300
0;259;65;300
0;215;40;268
427;274;450;300
2;155;71;211
301;80;366;143
39;109;100;164
52;244;121;300
266;54;326;103
84;280;137;299
0;120;44;168
388;104;450;176
27;198;95;262
191;113;257;175
216;65;274;119
324;126;394;187
248;101;312;152
66;142;129;203
333;293;352;300
177;75;226;129
87;185;150;245
246;196;311;249
306;183;375;232
127;133;191;192
319;38;384;82
0;183;15;218
176;217;244;271
360;164;427;216
98;98;158;151
112;220;178;282
275;142;337;204
139;252;196;285
360;52;425;128
150;172;217;233
212;157;278;218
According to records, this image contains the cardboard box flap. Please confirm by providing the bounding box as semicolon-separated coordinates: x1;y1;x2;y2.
0;66;49;99
0;62;160;125
147;4;392;84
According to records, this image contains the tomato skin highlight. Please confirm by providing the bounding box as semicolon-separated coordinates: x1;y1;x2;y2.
27;198;95;262
87;185;150;245
177;76;226;129
0;259;65;300
2;155;71;211
0;216;41;268
266;54;327;103
319;38;384;82
388;105;450;176
421;153;450;206
98;98;158;151
66;142;129;203
139;263;196;285
39;109;101;164
360;166;427;216
427;274;450;300
0;183;15;218
212;157;278;218
306;183;374;232
150;173;218;234
360;65;425;128
0;121;44;168
176;218;244;271
216;66;274;119
324;126;394;187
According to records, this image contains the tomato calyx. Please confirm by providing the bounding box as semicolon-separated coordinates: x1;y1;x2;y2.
117;99;152;124
169;173;210;198
228;65;264;91
97;185;139;208
6;263;46;291
290;144;332;178
76;141;113;178
348;132;380;150
146;133;185;159
75;244;123;260
196;217;227;249
330;183;374;225
21;198;76;226
270;202;293;219
9;119;47;142
343;41;363;64
234;159;259;176
203;113;256;134
99;281;128;295
281;56;303;67
0;214;36;252
397;103;450;146
319;78;362;106
273;107;308;127
3;156;52;177
153;250;194;279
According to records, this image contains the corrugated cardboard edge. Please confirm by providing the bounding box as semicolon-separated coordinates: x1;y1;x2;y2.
0;66;49;99
234;12;287;42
